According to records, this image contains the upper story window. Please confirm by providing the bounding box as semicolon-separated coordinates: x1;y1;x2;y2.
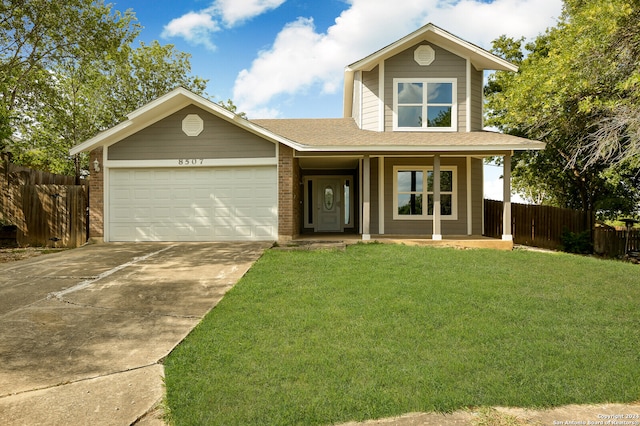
393;78;457;131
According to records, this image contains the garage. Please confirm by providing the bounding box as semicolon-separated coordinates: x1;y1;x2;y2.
108;166;277;242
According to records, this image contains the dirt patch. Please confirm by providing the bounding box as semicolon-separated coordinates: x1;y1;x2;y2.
0;247;68;263
339;403;640;426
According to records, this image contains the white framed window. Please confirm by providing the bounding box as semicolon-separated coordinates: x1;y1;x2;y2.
393;78;457;131
393;166;458;220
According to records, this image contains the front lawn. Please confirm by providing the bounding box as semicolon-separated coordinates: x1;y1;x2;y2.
164;244;640;425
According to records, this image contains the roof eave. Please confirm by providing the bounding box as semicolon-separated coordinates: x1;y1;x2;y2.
347;23;518;73
69;87;306;155
292;143;546;153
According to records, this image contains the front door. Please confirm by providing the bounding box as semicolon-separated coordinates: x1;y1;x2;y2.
316;178;342;232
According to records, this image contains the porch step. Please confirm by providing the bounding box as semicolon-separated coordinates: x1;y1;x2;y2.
273;240;347;251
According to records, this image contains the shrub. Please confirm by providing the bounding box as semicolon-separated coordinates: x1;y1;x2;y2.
561;228;593;254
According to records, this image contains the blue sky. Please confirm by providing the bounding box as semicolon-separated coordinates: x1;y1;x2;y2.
116;0;563;119
113;0;564;200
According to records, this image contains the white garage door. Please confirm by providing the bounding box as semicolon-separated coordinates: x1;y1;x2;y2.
108;167;277;241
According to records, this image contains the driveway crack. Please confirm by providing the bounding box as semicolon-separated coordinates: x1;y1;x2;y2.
0;362;163;400
56;298;201;320
47;246;174;300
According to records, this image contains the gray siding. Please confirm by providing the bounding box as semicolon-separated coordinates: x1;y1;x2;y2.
108;105;276;161
375;157;469;235
470;68;484;131
362;66;379;131
384;42;467;132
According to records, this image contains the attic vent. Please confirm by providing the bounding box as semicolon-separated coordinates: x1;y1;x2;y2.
414;45;435;66
182;114;204;136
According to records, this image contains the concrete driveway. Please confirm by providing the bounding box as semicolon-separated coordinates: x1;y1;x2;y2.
0;242;271;425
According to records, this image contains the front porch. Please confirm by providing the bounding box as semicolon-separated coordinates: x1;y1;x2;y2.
287;234;513;250
278;146;516;247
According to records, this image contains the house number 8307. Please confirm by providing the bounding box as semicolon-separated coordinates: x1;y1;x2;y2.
178;159;204;165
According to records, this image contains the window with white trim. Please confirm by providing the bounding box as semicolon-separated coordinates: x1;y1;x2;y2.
393;78;457;131
393;166;457;220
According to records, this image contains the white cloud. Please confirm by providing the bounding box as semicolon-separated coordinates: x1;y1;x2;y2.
162;11;220;50
212;0;287;26
233;0;563;117
162;0;287;50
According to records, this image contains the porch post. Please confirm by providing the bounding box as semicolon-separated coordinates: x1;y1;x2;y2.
502;153;513;241
378;156;385;235
432;154;442;240
466;156;473;236
362;155;371;240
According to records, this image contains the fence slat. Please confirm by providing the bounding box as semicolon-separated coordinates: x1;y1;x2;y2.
15;185;88;248
484;199;593;250
594;227;640;257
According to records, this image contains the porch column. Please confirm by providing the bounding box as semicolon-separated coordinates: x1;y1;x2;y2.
378;156;385;235
502;153;513;241
432;154;442;240
466;156;473;235
362;155;371;240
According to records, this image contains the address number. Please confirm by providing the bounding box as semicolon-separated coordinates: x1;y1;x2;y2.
178;159;204;165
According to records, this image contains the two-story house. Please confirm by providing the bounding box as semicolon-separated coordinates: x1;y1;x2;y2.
70;23;544;248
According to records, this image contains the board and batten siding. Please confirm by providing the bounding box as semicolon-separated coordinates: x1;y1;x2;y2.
361;66;380;131
108;105;276;161
384;42;467;132
470;68;484;131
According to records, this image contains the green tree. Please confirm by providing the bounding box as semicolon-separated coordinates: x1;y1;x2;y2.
0;0;137;169
1;1;210;176
218;99;247;119
13;41;209;176
485;0;640;218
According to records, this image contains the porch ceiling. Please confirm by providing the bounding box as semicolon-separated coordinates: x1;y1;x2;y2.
298;157;359;170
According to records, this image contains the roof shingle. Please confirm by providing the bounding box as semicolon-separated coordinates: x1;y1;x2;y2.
252;118;544;152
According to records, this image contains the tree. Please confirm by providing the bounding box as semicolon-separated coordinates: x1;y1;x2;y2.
13;41;209;176
0;0;138;141
1;1;210;176
485;0;640;218
218;99;247;119
0;0;137;170
573;2;640;170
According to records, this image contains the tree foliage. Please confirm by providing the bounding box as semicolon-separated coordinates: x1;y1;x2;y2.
0;0;209;175
485;0;640;218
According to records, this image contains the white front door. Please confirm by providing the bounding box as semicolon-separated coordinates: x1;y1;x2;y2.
316;178;342;232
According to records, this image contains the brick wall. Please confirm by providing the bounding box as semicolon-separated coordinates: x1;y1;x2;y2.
278;145;301;240
88;148;104;239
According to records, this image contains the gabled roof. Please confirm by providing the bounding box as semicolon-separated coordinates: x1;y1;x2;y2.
343;23;518;118
347;22;517;73
253;118;545;152
69;87;303;155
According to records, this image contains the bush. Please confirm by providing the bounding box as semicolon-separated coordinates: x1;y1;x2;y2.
561;228;593;254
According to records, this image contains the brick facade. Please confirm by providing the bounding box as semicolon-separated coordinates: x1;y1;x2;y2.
278;145;301;240
88;148;104;240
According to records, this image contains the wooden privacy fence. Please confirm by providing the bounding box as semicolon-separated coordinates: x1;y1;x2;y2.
594;226;640;257
7;185;88;248
1;157;88;248
484;199;593;250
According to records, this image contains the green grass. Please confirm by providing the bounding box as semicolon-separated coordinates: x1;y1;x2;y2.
164;244;640;425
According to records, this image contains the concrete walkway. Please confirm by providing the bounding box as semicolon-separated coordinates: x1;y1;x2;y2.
0;242;271;425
